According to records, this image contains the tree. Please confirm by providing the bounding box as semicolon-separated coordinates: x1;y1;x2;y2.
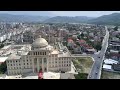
95;43;102;52
0;44;4;49
81;33;84;38
0;62;7;74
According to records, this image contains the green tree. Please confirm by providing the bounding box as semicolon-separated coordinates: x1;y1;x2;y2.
94;43;102;52
81;33;84;38
0;62;7;74
0;44;4;49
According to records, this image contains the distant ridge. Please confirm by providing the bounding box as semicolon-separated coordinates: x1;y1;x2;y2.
43;16;95;23
88;13;120;25
0;14;50;22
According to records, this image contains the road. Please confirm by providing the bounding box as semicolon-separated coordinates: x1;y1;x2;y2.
88;26;109;79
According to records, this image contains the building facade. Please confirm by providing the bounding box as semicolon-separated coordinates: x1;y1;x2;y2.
6;36;72;75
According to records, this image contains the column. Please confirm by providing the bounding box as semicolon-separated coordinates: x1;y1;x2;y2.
37;58;39;72
47;57;48;72
42;58;44;72
32;58;34;73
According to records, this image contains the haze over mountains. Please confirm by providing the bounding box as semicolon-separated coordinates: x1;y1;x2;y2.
0;13;120;25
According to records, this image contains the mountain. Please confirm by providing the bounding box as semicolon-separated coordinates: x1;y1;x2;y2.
44;16;95;23
88;13;120;25
0;14;50;22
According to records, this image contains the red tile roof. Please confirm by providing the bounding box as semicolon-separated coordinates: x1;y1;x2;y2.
68;38;74;43
79;40;86;43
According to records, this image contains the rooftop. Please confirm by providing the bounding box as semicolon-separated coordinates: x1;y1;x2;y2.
7;54;21;60
103;64;112;70
51;50;59;54
32;36;48;48
0;57;8;62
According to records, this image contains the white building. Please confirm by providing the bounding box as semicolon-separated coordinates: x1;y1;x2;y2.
6;36;72;75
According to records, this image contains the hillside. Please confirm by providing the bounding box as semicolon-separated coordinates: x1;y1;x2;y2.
0;14;50;22
44;16;95;23
88;13;120;25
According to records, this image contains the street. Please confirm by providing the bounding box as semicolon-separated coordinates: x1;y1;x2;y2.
88;26;109;79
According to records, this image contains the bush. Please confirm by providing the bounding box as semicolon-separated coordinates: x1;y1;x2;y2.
74;73;88;79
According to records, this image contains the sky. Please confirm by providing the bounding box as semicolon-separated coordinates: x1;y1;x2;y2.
0;11;120;17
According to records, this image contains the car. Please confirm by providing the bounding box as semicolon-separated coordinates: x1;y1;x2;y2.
95;72;98;74
98;57;100;58
97;67;99;69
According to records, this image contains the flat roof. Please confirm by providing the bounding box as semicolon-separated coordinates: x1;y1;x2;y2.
103;64;112;70
0;57;8;62
7;54;21;60
51;50;59;54
104;59;118;64
1;45;11;50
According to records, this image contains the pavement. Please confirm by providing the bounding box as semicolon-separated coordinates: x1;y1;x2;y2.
88;26;109;79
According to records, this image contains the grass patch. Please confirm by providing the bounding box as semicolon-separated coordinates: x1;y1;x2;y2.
74;73;88;79
101;70;120;79
73;57;93;73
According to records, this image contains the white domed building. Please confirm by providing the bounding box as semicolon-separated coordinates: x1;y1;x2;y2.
6;36;72;75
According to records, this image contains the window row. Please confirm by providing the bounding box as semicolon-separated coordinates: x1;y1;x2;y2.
7;60;21;63
31;52;47;55
59;58;69;60
59;64;71;67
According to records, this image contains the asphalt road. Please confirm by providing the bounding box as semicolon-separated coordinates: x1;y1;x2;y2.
88;26;109;79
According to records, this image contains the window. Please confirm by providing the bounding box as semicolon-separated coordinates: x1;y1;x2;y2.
36;52;37;55
27;60;28;62
44;58;47;63
19;64;20;65
40;52;41;55
56;61;57;63
27;63;29;65
16;61;17;62
45;52;46;55
43;52;44;55
34;52;35;55
38;52;39;55
7;61;9;63
24;63;25;65
44;68;47;71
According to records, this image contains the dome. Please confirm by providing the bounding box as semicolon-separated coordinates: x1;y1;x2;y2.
32;36;48;48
